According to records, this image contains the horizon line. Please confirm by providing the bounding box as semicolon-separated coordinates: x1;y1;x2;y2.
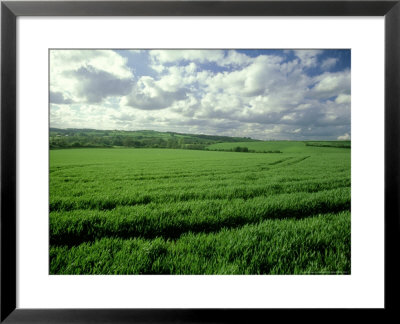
49;127;351;142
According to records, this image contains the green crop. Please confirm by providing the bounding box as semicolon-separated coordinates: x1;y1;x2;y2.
50;211;350;275
50;142;351;274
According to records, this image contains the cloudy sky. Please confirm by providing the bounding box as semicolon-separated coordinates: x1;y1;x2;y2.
50;49;350;140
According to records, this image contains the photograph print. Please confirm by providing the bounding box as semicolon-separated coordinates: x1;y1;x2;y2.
49;49;351;275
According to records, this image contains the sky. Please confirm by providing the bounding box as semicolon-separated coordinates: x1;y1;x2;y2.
50;49;350;140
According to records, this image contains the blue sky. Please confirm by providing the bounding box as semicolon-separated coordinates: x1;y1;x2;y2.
50;49;350;140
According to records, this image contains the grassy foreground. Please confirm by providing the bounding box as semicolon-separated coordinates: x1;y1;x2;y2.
50;142;351;274
51;211;350;275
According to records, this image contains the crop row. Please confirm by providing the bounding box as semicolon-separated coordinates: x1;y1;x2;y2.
50;211;350;274
50;187;350;246
50;163;349;196
50;169;350;197
50;176;350;212
50;155;348;178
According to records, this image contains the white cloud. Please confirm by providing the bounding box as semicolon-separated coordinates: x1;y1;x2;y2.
149;49;252;68
310;70;351;99
50;50;132;79
122;76;188;110
50;49;351;140
64;65;133;103
321;57;338;70
294;50;323;68
50;50;133;104
206;55;285;97
337;133;351;140
149;50;225;65
335;93;351;104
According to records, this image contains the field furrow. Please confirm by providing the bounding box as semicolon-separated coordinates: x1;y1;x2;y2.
50;146;351;274
50;211;350;275
50;187;350;246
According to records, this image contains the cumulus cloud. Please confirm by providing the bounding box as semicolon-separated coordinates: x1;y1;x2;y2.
50;50;132;80
294;50;323;68
338;133;351;140
50;49;133;104
50;91;73;104
310;70;351;99
149;49;252;68
50;49;351;140
122;76;188;110
321;57;338;70
64;65;133;103
150;50;224;65
335;93;351;104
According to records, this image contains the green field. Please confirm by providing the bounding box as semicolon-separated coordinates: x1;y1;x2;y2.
50;141;351;274
207;140;350;153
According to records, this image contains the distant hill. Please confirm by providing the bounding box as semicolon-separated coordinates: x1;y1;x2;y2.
49;128;259;149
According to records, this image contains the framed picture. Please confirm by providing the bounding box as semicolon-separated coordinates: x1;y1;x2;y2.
1;0;399;322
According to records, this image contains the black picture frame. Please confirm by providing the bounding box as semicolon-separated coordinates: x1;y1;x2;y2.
1;0;399;322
